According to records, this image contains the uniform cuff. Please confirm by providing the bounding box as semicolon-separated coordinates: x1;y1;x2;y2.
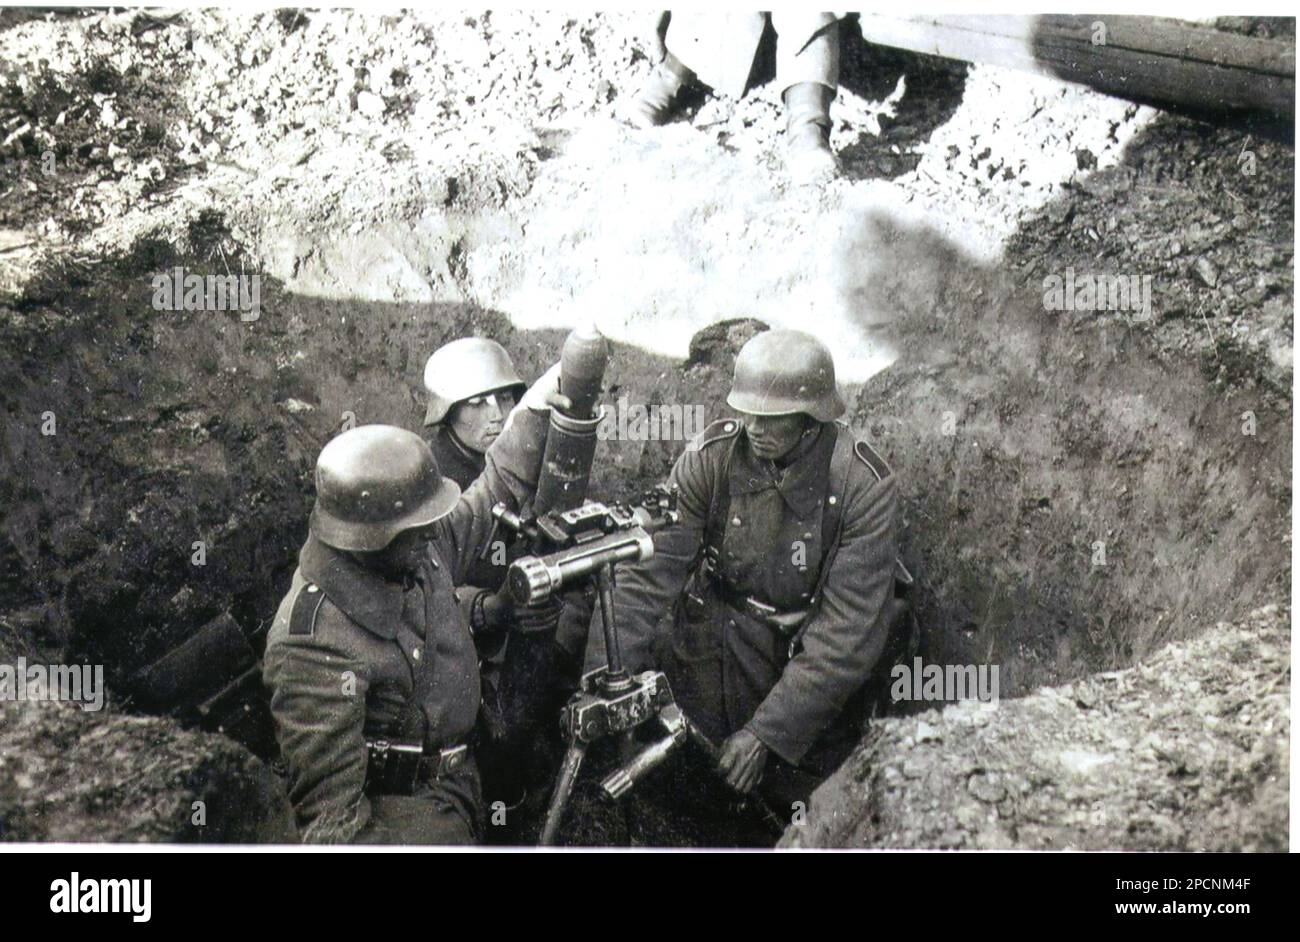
745;717;810;768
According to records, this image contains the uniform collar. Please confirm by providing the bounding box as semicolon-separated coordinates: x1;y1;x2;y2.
299;534;408;640
731;422;836;519
445;425;483;464
431;424;486;490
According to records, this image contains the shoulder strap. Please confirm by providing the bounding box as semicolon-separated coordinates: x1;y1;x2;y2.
703;434;740;565
696;420;742;565
810;423;857;606
288;582;326;636
789;425;883;656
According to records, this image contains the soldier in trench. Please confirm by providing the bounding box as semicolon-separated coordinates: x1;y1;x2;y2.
419;337;527;590
584;329;912;814
626;11;846;182
262;364;569;844
417;336;580;823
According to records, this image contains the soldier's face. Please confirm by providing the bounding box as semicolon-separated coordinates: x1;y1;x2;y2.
746;412;811;460
360;527;433;579
449;389;518;453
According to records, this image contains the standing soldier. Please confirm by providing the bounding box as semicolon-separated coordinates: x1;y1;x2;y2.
418;336;556;820
263;365;568;844
589;329;906;812
421;337;528;590
627;11;845;181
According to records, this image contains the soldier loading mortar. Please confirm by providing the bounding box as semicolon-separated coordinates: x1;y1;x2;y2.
463;325;680;844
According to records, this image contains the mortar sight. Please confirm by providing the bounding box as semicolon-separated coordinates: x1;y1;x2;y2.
492;484;679;607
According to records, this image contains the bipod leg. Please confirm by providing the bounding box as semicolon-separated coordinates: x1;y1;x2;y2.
539;737;588;846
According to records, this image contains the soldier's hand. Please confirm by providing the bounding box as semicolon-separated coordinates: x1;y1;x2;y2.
517;361;572;414
513;595;564;634
544;389;573;413
718;728;768;794
492;585;564;634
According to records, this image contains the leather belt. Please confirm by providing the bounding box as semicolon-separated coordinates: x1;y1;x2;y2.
365;740;470;795
702;566;809;637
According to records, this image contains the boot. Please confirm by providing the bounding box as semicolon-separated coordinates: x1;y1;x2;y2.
783;82;839;183
625;53;693;129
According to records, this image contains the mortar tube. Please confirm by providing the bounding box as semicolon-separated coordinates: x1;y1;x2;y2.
531;407;604;515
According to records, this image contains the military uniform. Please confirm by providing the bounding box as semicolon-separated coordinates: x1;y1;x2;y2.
427;423;516;591
263;407;548;844
662;11;842;99
589;416;899;803
426;417;553;820
428;423;486;495
630;12;845;178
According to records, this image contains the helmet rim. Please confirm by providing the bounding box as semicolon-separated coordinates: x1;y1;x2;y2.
423;338;525;426
310;425;462;552
728;329;846;422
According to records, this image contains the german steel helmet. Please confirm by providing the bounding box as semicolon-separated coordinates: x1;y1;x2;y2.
310;425;462;552
726;329;846;422
423;337;526;426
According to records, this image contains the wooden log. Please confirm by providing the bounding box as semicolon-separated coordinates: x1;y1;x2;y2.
857;14;1294;122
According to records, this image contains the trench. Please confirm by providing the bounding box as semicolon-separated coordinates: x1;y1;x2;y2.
0;108;1291;845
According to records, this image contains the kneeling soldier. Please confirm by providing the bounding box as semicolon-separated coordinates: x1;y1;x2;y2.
264;367;566;844
588;329;905;811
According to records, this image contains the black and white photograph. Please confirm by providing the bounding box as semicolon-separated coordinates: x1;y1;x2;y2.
0;0;1293;895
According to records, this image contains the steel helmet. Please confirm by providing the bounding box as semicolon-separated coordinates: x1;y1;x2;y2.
310;425;461;552
423;337;526;426
726;329;846;422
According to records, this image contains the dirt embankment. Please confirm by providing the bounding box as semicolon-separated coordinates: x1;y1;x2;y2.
0;10;1291;845
0;697;294;843
784;604;1289;851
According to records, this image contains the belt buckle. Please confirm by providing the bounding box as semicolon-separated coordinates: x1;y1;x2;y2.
437;744;468;778
367;739;392;790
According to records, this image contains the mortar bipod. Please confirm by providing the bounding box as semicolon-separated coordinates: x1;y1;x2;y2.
538;561;787;843
539;561;683;845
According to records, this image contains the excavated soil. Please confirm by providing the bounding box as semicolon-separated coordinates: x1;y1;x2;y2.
784;604;1289;851
0;10;1292;846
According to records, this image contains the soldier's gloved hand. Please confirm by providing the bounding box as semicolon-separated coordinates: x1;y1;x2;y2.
718;728;769;795
492;585;564;634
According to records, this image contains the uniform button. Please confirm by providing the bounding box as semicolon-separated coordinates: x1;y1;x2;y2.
731;516;742;527
828;496;838;506
306;585;319;593
724;422;735;432
803;532;813;540
412;648;421;661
